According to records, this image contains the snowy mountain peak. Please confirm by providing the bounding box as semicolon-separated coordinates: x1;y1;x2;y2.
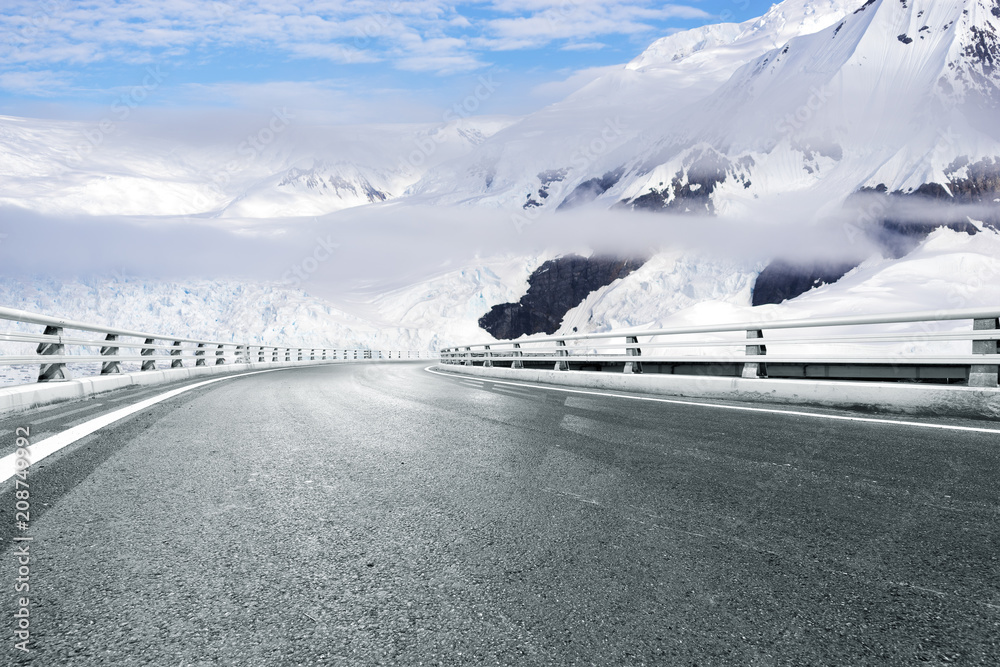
607;0;1000;214
735;0;865;47
625;0;860;71
624;23;746;71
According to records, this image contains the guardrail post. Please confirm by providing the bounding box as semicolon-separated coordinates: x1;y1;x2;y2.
272;348;279;362
236;344;246;364
258;347;266;363
970;317;999;387
170;340;183;368
37;325;69;382
297;349;303;361
100;334;122;375
512;343;523;369
310;349;316;361
463;347;473;367
742;329;767;378
554;340;569;371
483;345;493;367
624;336;642;374
216;344;226;365
195;343;206;366
141;338;156;371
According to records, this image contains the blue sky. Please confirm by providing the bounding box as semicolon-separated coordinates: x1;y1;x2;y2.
0;0;782;124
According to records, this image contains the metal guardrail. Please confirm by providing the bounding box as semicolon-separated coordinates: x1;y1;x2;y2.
0;306;431;385
440;307;1000;387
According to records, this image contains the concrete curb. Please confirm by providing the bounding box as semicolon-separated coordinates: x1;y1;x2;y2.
432;364;1000;420
0;360;415;417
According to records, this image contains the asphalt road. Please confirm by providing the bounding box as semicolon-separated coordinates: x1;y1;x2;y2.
1;362;998;666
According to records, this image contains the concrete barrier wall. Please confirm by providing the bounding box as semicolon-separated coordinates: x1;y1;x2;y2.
433;364;1000;420
0;360;414;417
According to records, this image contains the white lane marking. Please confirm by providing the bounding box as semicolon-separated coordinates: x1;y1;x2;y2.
424;366;1000;435
0;368;293;484
31;403;104;426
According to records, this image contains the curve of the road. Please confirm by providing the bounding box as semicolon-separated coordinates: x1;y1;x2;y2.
1;362;997;666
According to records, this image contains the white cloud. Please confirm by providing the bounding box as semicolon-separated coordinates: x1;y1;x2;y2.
480;1;710;49
561;42;607;51
529;64;621;100
176;79;444;124
0;70;71;96
0;0;710;77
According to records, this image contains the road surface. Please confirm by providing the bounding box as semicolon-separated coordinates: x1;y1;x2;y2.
1;362;998;665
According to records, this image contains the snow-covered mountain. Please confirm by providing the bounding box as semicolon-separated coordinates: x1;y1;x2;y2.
3;0;994;221
409;0;868;210
0;115;514;217
554;226;1000;357
413;0;1000;219
610;0;1000;215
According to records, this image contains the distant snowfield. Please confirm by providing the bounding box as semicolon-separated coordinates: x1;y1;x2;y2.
2;229;996;382
561;227;1000;334
0;254;544;384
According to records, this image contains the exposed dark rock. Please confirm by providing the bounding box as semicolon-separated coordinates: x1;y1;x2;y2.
479;255;645;339
624;149;752;214
755;157;1000;305
523;169;568;209
854;0;876;14
277;164;389;202
557;168;624;210
873;218;980;259
752;260;859;307
879;156;1000;231
898;34;913;45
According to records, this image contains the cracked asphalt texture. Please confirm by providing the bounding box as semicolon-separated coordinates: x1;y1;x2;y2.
1;362;998;666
